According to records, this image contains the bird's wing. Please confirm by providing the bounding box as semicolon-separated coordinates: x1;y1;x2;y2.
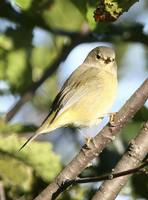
45;65;102;124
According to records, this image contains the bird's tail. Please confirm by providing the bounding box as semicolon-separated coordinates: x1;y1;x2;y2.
18;112;57;151
18;133;38;151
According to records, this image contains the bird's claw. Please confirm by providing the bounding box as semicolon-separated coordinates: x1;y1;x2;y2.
109;112;117;127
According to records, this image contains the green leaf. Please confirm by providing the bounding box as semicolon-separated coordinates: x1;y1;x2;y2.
14;0;32;10
71;0;97;29
0;34;13;50
6;48;32;93
70;0;87;16
31;45;57;80
0;152;33;192
42;0;85;31
86;6;96;29
0;134;61;182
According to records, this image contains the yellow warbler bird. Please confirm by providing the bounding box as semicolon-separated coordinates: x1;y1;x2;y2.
19;46;118;151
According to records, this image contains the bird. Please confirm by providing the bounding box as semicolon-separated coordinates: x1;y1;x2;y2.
19;46;118;151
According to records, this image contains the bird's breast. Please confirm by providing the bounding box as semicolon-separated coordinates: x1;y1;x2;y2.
97;71;117;113
69;71;117;127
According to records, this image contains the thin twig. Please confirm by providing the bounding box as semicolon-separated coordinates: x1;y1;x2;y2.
52;159;148;196
71;159;148;184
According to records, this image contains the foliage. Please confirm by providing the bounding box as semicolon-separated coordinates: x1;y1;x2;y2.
0;0;148;199
0;131;61;199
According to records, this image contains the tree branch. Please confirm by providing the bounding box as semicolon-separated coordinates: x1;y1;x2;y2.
55;159;148;187
34;79;148;200
92;121;148;200
40;160;148;197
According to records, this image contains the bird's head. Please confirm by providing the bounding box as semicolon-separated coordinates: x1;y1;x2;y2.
84;46;117;75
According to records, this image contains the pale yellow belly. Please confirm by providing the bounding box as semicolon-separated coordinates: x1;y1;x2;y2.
71;87;117;126
57;73;117;127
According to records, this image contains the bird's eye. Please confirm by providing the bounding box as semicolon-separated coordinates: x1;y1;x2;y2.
96;54;101;59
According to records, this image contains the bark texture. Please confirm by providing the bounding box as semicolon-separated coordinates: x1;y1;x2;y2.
92;121;148;200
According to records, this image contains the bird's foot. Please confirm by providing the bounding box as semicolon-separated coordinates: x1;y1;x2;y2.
85;136;93;149
108;112;117;127
84;136;97;149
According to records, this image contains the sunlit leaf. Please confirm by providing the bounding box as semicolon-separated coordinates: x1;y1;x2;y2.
14;0;32;10
6;49;32;93
0;134;61;182
0;152;33;191
42;0;85;31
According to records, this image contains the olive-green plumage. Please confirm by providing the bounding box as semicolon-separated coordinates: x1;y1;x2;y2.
19;46;118;151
